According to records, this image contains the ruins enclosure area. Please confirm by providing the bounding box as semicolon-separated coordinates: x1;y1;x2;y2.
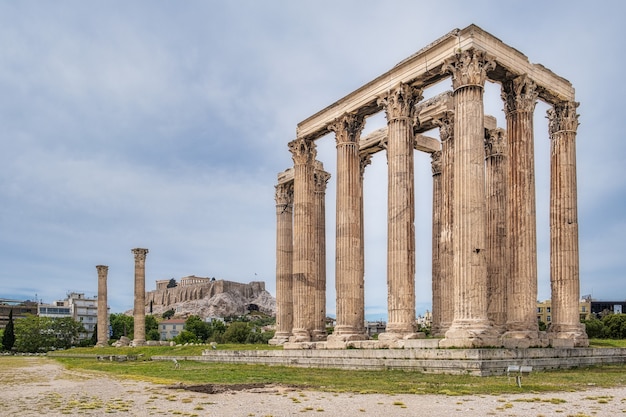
271;24;587;349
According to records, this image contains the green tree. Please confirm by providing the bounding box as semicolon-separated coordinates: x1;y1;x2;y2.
145;315;159;340
173;330;199;344
162;309;175;320
109;313;134;340
602;313;626;339
1;309;15;351
222;321;251;344
185;315;210;342
50;317;84;349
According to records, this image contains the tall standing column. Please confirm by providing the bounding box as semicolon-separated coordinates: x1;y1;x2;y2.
485;128;509;331
432;111;455;337
378;83;422;340
441;49;497;347
547;101;588;346
430;150;443;336
313;162;331;341
96;265;109;347
288;138;317;342
132;248;148;346
269;179;294;345
501;75;540;345
328;113;367;342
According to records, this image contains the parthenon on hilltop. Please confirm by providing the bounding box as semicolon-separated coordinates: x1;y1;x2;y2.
270;24;587;349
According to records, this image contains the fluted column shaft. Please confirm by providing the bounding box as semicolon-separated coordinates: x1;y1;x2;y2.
433;112;455;337
96;265;109;347
441;49;495;347
313;164;330;340
430;151;443;335
329;114;367;340
271;180;294;344
485;128;508;329
502;75;539;340
378;83;422;336
132;248;148;346
288;138;317;342
547;101;588;345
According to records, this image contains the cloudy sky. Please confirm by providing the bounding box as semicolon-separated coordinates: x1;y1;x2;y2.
1;1;624;318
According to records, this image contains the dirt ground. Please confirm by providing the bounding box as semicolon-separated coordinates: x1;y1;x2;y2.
1;356;625;416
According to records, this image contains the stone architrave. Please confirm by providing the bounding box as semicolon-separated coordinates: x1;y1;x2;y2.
501;75;540;345
328;113;367;342
485;128;508;331
432;111;455;337
288;138;317;342
430;150;443;337
132;248;148;346
547;101;588;346
96;265;109;347
441;49;497;347
269;179;294;345
377;83;422;340
313;162;331;341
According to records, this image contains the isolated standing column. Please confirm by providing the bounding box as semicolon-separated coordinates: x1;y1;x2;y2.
96;265;109;347
132;248;148;346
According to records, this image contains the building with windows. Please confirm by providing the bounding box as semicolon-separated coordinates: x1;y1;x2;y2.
38;293;101;340
537;299;591;326
590;301;626;317
159;319;186;341
0;299;38;329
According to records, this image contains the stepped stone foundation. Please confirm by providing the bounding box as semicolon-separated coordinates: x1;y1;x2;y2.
270;24;588;349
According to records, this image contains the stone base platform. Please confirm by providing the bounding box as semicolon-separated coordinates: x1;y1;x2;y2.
152;347;626;377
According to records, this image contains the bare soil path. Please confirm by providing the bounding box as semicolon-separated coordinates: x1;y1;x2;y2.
1;356;625;416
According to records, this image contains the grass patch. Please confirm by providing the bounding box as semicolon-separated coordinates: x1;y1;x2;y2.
39;354;626;396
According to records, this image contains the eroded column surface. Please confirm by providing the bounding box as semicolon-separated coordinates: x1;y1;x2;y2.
96;265;109;347
269;179;294;345
313;162;331;341
132;248;148;346
430;150;443;336
501;75;540;345
485;128;508;331
432;112;455;337
441;49;497;347
288;138;317;342
328;113;367;342
378;83;422;339
547;101;588;347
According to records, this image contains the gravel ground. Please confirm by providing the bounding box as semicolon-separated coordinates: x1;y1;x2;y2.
1;357;625;416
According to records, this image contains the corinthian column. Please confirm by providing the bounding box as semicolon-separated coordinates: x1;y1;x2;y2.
288;138;317;342
430;150;443;336
485;128;508;331
96;265;109;347
132;248;148;346
269;178;294;345
501;75;540;346
313;162;331;341
547;101;588;347
441;49;497;347
378;83;422;340
432;112;455;337
328;113;367;342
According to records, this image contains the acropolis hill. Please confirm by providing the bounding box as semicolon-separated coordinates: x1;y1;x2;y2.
145;275;276;319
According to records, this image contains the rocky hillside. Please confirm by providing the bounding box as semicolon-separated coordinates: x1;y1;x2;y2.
144;278;276;319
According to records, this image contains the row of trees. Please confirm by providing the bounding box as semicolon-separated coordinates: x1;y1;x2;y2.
584;314;626;339
1;313;85;352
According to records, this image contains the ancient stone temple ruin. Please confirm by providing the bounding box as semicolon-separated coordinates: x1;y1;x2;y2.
270;24;587;349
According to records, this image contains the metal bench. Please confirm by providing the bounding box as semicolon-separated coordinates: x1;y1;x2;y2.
507;365;532;387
